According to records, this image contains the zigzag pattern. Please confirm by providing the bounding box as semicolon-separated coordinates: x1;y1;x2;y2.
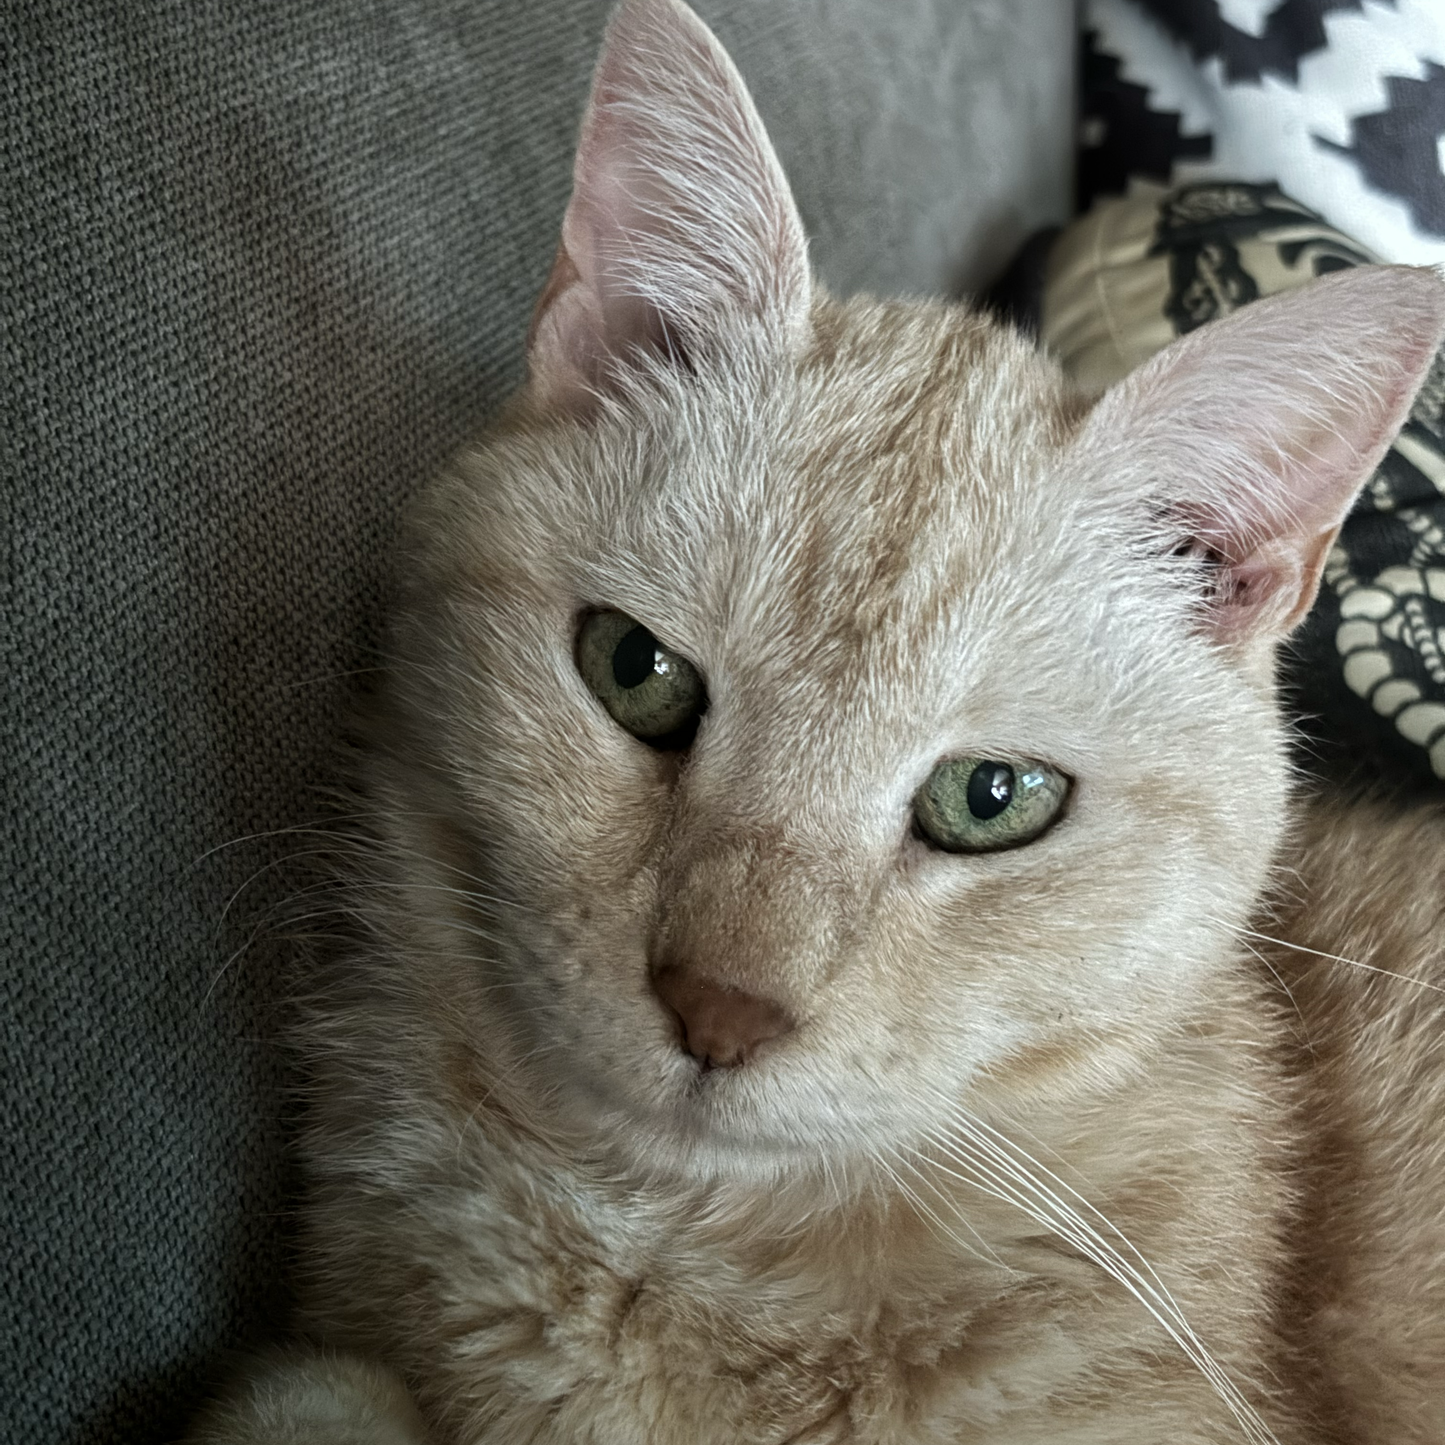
1135;0;1374;84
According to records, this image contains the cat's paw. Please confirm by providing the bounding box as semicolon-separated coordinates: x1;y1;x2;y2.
185;1350;430;1445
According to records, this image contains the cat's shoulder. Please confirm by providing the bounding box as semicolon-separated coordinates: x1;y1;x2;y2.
1276;787;1445;973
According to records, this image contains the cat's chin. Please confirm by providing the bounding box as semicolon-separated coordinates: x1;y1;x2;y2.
596;1106;876;1196
553;1052;923;1194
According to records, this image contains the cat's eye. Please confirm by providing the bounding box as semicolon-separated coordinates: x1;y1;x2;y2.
913;757;1070;853
577;610;707;747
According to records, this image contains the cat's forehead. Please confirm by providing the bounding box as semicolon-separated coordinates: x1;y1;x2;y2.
577;300;1097;680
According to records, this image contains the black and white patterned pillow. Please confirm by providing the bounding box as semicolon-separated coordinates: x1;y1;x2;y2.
1080;0;1445;266
1039;183;1445;792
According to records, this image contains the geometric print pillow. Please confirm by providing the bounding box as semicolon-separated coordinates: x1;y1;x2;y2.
1041;183;1445;791
1080;0;1445;268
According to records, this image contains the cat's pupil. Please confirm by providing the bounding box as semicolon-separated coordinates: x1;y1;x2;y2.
613;625;660;689
967;763;1014;820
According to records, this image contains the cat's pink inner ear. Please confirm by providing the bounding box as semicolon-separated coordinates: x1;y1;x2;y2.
1083;265;1445;642
526;0;811;411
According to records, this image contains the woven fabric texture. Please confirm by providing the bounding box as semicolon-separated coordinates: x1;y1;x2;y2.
3;3;1072;1442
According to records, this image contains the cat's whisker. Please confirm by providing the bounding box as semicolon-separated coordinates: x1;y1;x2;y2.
925;1157;1265;1442
871;1150;965;1243
370;845;542;916
882;1144;1014;1271
200;811;541;971
449;1045;564;1163
1232;923;1445;997
366;877;522;915
938;1112;1190;1317
190;817;392;867
1237;938;1316;1051
202;913;283;1008
192;804;500;869
271;666;386;692
218;847;341;930
921;1133;1109;1267
324;877;519;925
206;879;523;996
921;1112;1278;1445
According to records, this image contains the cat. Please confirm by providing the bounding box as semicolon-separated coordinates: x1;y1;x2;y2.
186;1;1445;1441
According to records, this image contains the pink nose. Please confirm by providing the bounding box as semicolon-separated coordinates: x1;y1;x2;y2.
651;966;795;1069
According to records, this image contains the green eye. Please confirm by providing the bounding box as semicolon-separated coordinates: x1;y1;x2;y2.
577;610;707;746
914;757;1069;853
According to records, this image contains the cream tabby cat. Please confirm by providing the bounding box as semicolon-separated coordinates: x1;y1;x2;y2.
189;2;1445;1441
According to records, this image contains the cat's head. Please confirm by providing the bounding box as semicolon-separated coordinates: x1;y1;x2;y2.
367;0;1445;1186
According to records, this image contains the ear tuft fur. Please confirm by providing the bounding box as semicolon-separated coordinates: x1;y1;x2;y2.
1079;265;1445;642
527;0;811;412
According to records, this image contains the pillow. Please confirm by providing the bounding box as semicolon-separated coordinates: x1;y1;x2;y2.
1079;0;1445;267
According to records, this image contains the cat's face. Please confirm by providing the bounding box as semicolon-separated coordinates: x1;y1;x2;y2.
384;306;1276;1181
365;0;1445;1186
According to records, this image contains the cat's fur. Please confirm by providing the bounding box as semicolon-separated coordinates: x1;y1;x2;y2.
188;2;1445;1441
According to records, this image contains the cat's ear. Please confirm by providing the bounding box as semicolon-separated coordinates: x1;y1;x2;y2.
526;0;811;411
1079;265;1445;642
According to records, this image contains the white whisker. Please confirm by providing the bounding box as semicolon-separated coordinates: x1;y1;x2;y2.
915;1110;1279;1445
1235;924;1445;997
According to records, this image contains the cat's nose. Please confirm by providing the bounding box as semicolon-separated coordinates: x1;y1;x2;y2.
650;966;794;1069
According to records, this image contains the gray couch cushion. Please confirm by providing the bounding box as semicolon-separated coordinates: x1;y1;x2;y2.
2;3;1072;1441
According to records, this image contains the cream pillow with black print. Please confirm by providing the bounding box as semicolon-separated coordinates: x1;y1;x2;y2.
1041;182;1445;792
